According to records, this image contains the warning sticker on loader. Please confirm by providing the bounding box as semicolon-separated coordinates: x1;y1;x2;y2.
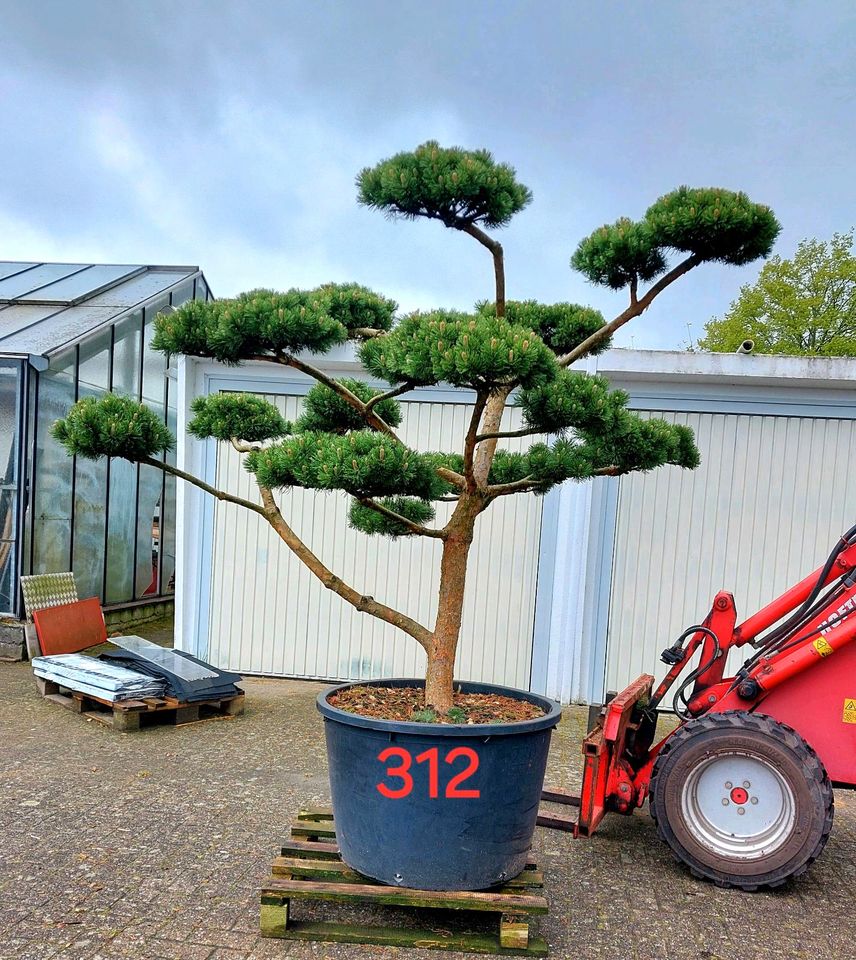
843;699;856;724
813;637;834;657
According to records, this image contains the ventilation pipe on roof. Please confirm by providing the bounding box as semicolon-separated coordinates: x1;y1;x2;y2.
736;339;755;355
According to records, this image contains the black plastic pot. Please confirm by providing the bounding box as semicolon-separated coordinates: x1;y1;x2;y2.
317;678;562;891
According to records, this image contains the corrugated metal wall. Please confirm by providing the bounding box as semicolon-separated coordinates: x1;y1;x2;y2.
605;411;856;694
207;395;544;687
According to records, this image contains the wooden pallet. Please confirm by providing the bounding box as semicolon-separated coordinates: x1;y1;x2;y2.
37;678;245;731
260;807;549;956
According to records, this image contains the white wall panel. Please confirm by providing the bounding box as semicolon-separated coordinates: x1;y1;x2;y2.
207;396;544;688
605;412;856;696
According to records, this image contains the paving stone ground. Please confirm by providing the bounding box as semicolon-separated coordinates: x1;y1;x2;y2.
1;617;854;960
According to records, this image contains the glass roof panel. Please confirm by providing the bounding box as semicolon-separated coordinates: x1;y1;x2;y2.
0;262;39;282
17;264;143;305
0;306;119;356
0;263;87;302
86;269;196;307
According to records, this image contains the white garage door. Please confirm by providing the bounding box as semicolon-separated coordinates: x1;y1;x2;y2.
605;411;856;696
207;395;545;688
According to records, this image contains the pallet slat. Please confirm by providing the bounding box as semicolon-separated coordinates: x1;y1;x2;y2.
272;856;544;889
260;918;548;956
262;878;548;914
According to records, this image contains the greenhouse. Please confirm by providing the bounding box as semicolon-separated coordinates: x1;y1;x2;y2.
0;261;210;624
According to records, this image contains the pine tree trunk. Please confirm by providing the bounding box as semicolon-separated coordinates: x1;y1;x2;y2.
424;497;481;712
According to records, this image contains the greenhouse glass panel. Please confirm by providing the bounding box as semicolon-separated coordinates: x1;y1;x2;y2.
170;279;194;308
104;457;137;603
112;311;142;397
0;362;21;613
136;301;168;597
161;389;178;594
72;329;111;598
33;351;75;576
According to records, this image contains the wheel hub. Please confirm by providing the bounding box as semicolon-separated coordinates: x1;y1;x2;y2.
681;751;796;860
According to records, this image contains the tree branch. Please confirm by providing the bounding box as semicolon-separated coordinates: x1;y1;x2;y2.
472;387;512;488
349;327;386;339
257;486;433;649
247;352;401;439
364;380;416;414
457;221;506;318
140;457;268;518
486;476;545;497
558;254;703;366
487;464;626;498
230;438;260;453
463;392;489;491
355;496;447;539
476;425;539;443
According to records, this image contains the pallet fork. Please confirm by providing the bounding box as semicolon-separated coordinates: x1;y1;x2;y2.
539;524;856;889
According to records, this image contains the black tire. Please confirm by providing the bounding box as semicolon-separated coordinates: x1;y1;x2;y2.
649;711;833;891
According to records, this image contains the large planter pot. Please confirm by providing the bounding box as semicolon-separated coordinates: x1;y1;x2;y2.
317;678;562;891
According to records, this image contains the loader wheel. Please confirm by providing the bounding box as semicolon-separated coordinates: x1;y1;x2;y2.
649;712;833;890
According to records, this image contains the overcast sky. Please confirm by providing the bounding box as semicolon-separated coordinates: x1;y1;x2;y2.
1;1;853;348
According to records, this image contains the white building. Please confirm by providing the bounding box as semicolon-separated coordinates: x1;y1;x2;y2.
173;348;856;704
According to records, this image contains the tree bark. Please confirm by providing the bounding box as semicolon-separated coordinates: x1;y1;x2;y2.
424;494;483;711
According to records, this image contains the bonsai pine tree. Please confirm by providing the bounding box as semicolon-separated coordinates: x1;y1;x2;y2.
54;142;780;713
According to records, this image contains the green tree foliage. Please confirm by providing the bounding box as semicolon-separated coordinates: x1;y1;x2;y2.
358;310;557;389
51;139;778;711
296;378;402;433
573;187;780;289
698;231;856;356
53;394;174;461
356;140;532;228
477;301;612;355
188;393;291;443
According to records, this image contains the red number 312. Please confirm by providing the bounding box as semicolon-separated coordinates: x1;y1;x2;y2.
376;746;480;799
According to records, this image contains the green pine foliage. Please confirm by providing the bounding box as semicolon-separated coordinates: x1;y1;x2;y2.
245;431;443;498
188;393;291;442
357;141;532;228
317;282;398;332
645;187;781;265
359;310;557;389
151;299;219;357
208;289;348;360
572;188;780;289
349;496;436;536
295;378;402;433
478;300;612;356
517;371;628;434
154;289;345;362
571;218;667;290
52;394;174;461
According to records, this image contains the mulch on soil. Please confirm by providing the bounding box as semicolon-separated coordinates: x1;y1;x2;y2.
327;685;546;724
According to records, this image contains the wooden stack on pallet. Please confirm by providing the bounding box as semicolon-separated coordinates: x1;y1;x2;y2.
38;677;245;732
260;807;550;956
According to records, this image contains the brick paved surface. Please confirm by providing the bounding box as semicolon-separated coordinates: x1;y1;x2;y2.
1;618;854;960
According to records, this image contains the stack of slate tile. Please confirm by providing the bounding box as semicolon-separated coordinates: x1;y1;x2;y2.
100;636;243;702
32;653;167;702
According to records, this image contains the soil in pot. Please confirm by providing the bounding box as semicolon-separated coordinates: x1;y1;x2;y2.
327;684;546;724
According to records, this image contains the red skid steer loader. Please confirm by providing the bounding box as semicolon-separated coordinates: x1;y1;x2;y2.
539;523;856;890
